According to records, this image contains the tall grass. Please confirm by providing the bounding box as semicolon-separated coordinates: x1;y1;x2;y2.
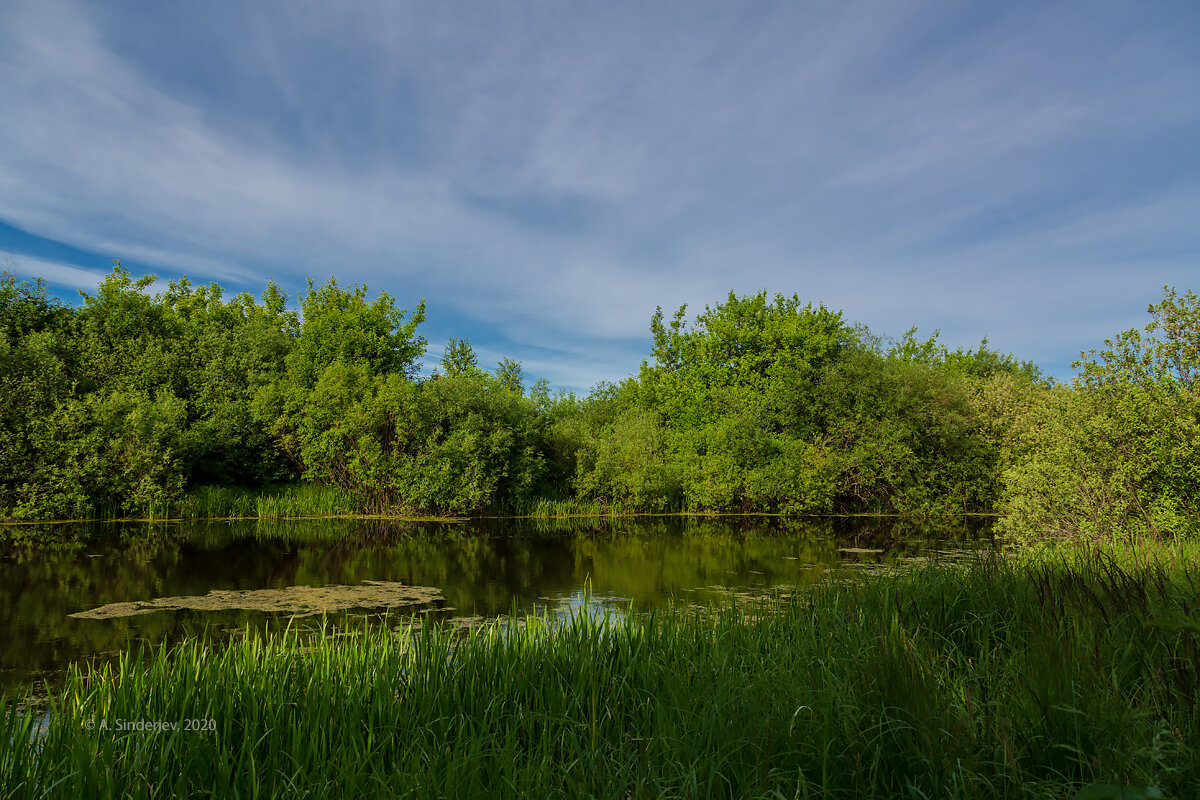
74;487;1002;524
3;544;1197;798
109;486;625;522
96;484;362;522
500;496;637;518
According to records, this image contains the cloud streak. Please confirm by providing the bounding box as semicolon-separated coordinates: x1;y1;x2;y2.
1;0;1197;388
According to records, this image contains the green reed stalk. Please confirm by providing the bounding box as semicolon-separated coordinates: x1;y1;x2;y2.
3;544;1197;798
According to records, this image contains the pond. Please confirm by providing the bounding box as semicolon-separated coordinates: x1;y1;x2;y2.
0;514;993;696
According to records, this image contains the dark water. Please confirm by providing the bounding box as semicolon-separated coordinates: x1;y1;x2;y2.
0;515;992;696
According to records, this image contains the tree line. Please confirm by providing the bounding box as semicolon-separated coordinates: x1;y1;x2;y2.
1;263;1196;538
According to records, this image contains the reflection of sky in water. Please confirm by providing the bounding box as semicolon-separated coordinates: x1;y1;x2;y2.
533;590;632;623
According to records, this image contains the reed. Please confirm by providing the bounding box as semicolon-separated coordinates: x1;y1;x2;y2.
3;544;1197;798
499;496;636;518
165;484;359;520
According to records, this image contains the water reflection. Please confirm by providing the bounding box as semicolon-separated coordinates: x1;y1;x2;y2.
0;515;992;695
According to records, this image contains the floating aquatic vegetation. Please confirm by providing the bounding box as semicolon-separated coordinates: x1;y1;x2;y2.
69;580;443;619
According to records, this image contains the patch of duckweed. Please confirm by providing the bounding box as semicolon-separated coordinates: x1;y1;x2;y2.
69;580;443;619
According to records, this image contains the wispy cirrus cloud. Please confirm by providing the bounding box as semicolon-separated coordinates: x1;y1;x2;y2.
1;0;1197;388
2;253;170;297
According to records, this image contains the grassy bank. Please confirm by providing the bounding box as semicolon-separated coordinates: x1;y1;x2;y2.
4;483;999;525
0;485;631;524
3;544;1198;798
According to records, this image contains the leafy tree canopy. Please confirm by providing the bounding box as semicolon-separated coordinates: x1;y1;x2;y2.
0;271;65;338
288;278;426;386
888;326;1045;383
640;290;849;424
440;337;480;378
496;357;524;395
1075;286;1200;391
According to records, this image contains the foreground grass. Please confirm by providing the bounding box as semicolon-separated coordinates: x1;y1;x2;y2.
3;544;1198;799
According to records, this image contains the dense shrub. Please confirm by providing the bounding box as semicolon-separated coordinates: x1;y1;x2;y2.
993;288;1200;540
3;263;1195;538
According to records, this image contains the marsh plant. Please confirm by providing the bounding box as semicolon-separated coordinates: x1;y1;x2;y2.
3;545;1196;799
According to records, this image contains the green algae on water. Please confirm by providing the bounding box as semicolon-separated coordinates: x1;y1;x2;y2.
69;580;443;619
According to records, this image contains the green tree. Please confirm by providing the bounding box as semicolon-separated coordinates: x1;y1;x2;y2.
73;261;186;396
573;407;683;511
440;337;480;378
889;326;1045;382
641;291;849;427
4;263;198;517
495;357;524;395
997;286;1200;540
621;291;852;512
1076;286;1200;390
817;351;996;515
393;371;546;513
0;271;67;337
276;362;419;513
250;279;436;511
286;277;426;388
0;272;80;517
161;277;297;485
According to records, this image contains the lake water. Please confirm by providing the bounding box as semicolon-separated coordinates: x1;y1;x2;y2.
0;515;992;696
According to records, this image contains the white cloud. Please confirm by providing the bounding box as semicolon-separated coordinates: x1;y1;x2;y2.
2;254;106;292
3;253;170;296
1;0;1197;387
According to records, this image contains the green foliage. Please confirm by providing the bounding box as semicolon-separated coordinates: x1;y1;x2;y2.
73;262;185;396
1;263;306;518
0;271;66;337
818;350;1000;514
538;385;624;497
4;264;1194;535
287;277;426;387
257;364;545;515
641;290;849;427
495;356;524;394
1;266;193;519
615;291;852;513
0;276;76;515
440;337;480;377
396;371;545;513
889;326;1045;382
573;407;684;511
6;391;187;519
996;287;1200;541
174;483;356;519
583;291;1011;515
161;277;297;485
251;278;429;509
1076;286;1200;390
268;362;420;513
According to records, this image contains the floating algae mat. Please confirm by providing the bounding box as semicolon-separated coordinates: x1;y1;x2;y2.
70;580;443;619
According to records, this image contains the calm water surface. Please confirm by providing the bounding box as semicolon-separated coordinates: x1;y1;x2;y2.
0;515;992;695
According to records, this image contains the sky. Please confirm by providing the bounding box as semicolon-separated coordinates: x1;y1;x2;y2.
2;0;1198;391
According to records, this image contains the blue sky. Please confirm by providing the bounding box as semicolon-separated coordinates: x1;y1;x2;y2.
2;0;1198;390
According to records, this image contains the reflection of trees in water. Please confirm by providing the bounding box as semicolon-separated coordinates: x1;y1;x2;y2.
567;528;838;603
826;515;994;552
0;523;200;695
1;515;994;696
